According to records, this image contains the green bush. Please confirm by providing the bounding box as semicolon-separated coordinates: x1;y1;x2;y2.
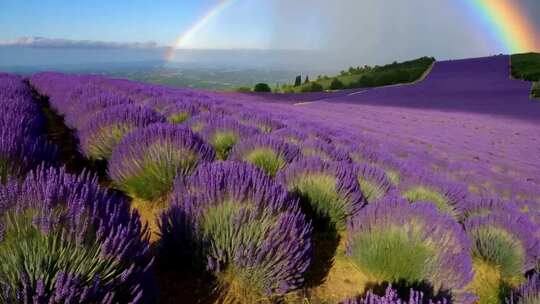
511;53;540;81
235;87;252;93
301;82;324;92
253;83;272;93
532;82;540;99
329;78;345;90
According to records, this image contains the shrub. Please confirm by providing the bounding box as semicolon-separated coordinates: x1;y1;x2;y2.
161;102;200;124
464;209;539;302
271;127;308;145
507;273;540;304
278;157;365;231
79;105;166;160
253;83;272;93
353;164;394;203
301;82;324;92
532;82;540;99
330;78;345;90
200;117;259;160
109;124;215;200
235;86;252;93
0;167;153;303
229;135;300;177
346;197;473;302
160;162;312;301
300;138;351;162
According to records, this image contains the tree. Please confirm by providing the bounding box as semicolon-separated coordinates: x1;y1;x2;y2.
329;78;345;90
253;83;272;93
301;82;323;92
294;75;302;87
304;75;310;84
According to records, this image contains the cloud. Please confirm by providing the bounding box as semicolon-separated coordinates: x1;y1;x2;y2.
0;37;160;49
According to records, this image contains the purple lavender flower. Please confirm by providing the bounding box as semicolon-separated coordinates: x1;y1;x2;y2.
346;197;473;301
160;162;312;300
78;104;166;160
300;138;352;162
271;127;308;145
277;157;365;231
0;166;153;303
508;273;540;304
229;135;300;177
236;111;285;133
63;92;134;129
109;123;215;200
340;284;449;304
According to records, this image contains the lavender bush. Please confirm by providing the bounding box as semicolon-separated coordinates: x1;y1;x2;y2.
109;124;215;200
159;162;312;301
0;166;153;303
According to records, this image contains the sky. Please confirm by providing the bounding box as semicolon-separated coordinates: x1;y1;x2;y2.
0;0;539;68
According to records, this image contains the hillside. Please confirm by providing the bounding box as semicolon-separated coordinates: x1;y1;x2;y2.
281;56;435;93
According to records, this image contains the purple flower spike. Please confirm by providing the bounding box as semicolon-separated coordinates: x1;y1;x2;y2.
79;104;166;160
63;92;134;129
340;284;449;304
0;166;154;303
278;157;366;230
229;135;300;177
109;123;215;200
300;138;352;162
237;112;286;133
160;162;312;299
346;197;473;301
508;273;540;304
271;127;308;145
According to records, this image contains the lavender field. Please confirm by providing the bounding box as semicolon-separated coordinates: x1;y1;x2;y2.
1;55;539;304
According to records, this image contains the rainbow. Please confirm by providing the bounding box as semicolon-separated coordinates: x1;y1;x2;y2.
165;0;237;61
466;0;540;53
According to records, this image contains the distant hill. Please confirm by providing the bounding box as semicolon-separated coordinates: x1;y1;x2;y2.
279;56;435;93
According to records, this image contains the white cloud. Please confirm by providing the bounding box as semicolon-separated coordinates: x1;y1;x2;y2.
0;37;160;49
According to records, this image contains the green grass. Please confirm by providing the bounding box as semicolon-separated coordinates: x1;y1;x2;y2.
115;145;200;200
244;148;286;178
511;53;540;81
168;112;191;124
470;227;526;279
402;185;457;218
210;131;240;160
358;178;386;203
284;56;435;93
349;227;434;284
292;173;349;230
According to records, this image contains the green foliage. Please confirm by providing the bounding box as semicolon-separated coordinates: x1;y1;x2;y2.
0;157;14;184
300;82;324;93
211;131;239;160
532;82;540;99
0;210;124;300
235;87;252;93
349;227;434;284
253;83;272;93
115;145;200;200
288;56;434;93
470;227;526;279
244;148;286;177
168;112;191;124
511;53;540;81
329;78;345;90
292;174;349;230
402;186;456;217
88;124;132;160
358;178;385;203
